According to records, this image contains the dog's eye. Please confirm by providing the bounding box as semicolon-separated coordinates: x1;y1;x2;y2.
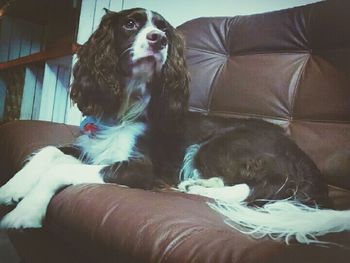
124;19;137;30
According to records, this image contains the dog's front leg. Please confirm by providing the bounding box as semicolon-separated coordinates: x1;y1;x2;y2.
0;146;74;206
0;163;105;229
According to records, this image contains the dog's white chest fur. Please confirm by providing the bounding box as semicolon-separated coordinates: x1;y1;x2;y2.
76;122;146;165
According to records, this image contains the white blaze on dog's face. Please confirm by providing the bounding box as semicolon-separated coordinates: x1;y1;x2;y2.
112;8;171;117
132;10;168;79
122;10;168;81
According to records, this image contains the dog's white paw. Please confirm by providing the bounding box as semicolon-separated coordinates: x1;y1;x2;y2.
0;208;43;229
192;184;250;203
178;177;225;192
0;201;44;229
0;167;40;205
0;146;65;206
178;178;250;203
0;189;52;229
0;177;28;206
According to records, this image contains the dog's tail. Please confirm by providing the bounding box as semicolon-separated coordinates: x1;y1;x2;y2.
209;199;350;245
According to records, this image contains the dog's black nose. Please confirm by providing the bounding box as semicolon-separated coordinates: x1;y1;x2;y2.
146;30;167;50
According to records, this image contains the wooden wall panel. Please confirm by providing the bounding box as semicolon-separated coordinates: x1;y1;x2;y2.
0;16;44;62
0;17;12;62
31;67;44;120
29;23;44;54
8;18;22;60
19;20;32;57
52;66;70;123
20;66;44;120
77;0;97;44
20;67;37;120
1;16;45;121
38;56;72;123
38;62;58;121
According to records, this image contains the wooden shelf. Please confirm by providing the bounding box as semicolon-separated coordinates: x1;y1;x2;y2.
0;43;80;70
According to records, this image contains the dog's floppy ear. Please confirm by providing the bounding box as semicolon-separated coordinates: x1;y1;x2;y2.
149;25;189;133
70;11;121;117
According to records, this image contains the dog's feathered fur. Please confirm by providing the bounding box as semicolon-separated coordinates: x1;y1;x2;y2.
1;8;349;244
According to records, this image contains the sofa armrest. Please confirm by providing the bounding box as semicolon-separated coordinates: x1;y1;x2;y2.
0;120;79;185
45;184;350;263
46;184;282;263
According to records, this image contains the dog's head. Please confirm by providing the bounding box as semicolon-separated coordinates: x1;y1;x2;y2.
71;8;189;129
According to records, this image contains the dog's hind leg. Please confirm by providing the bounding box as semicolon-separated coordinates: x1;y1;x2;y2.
0;146;76;206
190;127;329;206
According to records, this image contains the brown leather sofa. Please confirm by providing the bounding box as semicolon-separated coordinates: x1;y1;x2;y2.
1;1;350;262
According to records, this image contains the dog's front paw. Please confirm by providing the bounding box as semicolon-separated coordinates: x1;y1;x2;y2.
0;209;42;229
0;204;44;229
0;146;67;206
0;194;47;229
0;180;27;206
0;166;39;206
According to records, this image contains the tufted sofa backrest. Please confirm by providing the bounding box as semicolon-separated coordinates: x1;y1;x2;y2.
178;0;350;188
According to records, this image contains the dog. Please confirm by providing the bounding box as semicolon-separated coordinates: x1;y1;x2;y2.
0;8;349;244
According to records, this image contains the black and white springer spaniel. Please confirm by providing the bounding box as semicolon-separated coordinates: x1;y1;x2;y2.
0;8;349;244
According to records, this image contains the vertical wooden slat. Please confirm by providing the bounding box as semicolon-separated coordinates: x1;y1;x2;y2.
0;17;12;62
52;66;70;123
20;65;44;120
1;17;44;62
19;19;32;57
0;17;8;119
31;67;44;120
77;0;97;44
0;79;6;121
30;23;44;54
38;62;58;121
17;19;45;120
20;66;37;120
37;56;72;123
8;18;21;60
